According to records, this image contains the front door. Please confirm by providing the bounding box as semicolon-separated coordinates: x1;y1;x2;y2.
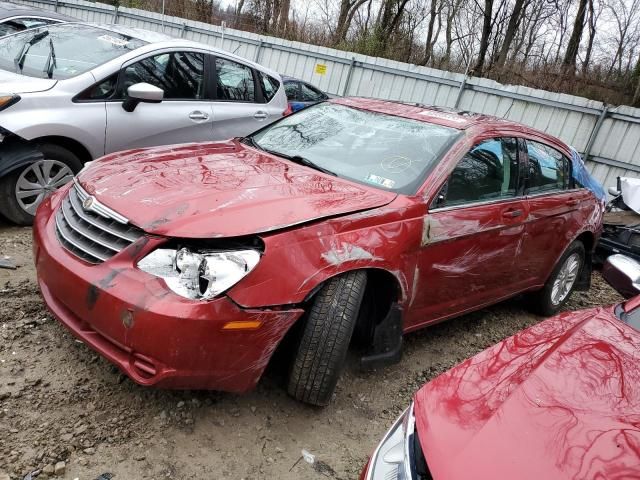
105;50;214;154
408;138;529;329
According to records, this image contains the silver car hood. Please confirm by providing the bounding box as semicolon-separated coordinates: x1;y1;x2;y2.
0;69;57;94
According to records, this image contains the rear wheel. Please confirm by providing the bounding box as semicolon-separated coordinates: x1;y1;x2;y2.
0;144;81;225
527;241;585;316
287;271;367;406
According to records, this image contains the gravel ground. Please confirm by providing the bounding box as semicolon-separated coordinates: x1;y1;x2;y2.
0;223;622;480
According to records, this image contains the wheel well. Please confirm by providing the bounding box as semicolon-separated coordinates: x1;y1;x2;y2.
265;268;401;380
353;269;401;347
31;136;92;164
576;231;595;254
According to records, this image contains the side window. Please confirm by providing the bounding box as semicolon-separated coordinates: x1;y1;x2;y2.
301;83;324;102
215;57;256;102
257;71;279;103
443;138;519;207
76;73;118;101
526;140;567;193
121;52;204;100
284;82;300;101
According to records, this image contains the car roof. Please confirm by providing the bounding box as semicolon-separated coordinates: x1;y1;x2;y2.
331;97;569;150
89;25;280;77
85;23;175;43
0;1;74;21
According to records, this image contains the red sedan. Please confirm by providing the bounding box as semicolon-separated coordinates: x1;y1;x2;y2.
361;254;640;479
33;98;602;405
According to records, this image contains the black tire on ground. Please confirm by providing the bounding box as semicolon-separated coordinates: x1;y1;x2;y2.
526;240;585;316
0;143;82;226
287;270;367;406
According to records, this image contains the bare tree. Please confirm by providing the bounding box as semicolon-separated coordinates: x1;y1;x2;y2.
334;0;370;44
422;0;444;65
473;0;494;73
562;0;588;69
494;0;529;67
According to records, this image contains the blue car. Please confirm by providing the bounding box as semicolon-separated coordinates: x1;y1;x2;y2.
283;76;332;112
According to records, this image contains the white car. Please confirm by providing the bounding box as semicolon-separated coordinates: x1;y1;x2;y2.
0;22;288;224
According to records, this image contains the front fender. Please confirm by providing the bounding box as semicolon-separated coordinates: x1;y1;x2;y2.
226;208;423;308
0;138;44;178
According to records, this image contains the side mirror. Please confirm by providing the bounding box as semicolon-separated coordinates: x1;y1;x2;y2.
122;83;164;112
602;254;640;298
608;186;621;197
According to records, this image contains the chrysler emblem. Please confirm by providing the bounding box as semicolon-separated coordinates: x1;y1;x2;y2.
82;196;95;210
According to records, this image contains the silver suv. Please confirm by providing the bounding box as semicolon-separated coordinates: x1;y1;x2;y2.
0;22;288;224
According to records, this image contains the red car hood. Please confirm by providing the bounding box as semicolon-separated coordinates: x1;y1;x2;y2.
77;140;396;238
415;306;640;480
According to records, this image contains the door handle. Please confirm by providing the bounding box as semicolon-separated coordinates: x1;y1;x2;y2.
502;209;523;218
254;111;268;120
189;111;210;122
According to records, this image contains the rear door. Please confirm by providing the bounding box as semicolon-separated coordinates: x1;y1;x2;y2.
410;137;529;327
520;139;593;283
209;57;280;139
105;50;214;153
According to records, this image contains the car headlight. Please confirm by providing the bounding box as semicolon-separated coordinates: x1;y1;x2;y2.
365;403;415;480
0;94;20;112
137;248;260;300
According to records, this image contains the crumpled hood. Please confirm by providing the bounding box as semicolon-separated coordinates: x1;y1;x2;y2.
77;140;396;238
0;69;57;94
414;307;640;480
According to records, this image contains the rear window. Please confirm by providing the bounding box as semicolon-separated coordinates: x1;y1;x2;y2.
258;71;279;103
0;23;147;79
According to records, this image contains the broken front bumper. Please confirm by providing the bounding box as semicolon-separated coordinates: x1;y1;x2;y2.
32;191;303;393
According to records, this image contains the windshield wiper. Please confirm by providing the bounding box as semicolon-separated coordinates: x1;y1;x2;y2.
241;136;337;176
14;30;49;73
281;153;337;177
43;38;56;79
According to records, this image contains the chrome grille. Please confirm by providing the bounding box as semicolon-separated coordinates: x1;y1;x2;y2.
55;182;144;264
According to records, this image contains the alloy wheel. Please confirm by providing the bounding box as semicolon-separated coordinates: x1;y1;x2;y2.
551;252;581;306
15;159;74;215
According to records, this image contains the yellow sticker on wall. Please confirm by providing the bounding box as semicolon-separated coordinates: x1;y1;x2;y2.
315;64;327;75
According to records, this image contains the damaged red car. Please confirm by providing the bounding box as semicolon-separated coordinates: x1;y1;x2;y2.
360;253;640;480
33;98;602;406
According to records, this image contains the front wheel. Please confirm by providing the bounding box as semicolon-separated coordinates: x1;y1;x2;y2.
287;271;367;406
527;241;585;316
0;144;81;225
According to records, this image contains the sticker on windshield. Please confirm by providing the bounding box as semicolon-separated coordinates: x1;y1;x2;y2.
97;35;129;47
365;174;395;189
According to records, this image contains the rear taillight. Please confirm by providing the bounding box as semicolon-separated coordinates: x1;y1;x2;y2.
283;103;293;116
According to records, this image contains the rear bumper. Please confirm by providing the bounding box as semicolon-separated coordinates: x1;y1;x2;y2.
33;190;304;392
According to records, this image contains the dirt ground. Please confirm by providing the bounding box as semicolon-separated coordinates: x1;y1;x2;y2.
0;221;622;480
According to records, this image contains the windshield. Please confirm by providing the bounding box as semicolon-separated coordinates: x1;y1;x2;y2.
0;23;147;79
250;103;460;194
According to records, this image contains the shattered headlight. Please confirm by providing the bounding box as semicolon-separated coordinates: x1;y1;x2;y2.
137;248;260;300
365;404;415;480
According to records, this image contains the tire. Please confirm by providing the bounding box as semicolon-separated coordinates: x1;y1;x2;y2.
287;271;367;406
0;143;82;225
527;241;585;316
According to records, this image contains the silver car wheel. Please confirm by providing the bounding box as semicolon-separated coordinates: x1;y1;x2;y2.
15;159;74;215
550;252;581;306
